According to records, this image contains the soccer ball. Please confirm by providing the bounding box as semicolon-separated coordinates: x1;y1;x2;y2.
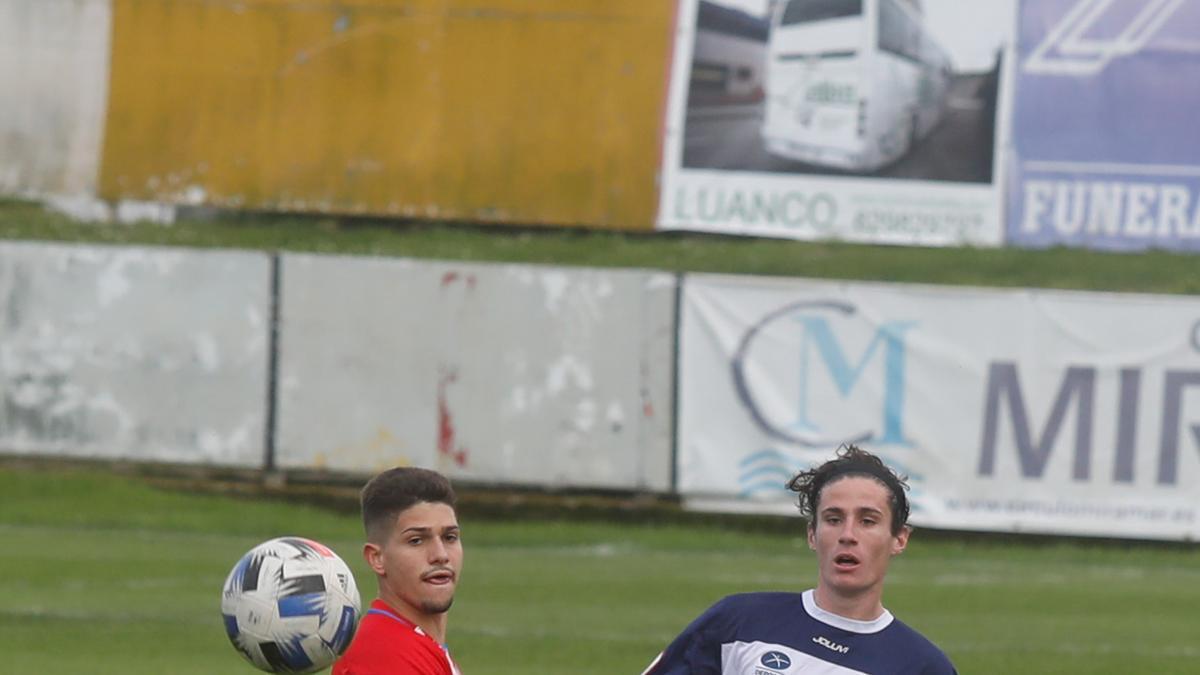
221;537;362;673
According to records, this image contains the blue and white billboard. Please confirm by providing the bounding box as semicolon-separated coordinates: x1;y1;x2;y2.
678;273;1200;541
1009;0;1200;251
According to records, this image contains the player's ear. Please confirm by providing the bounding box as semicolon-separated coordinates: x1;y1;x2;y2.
806;523;817;550
891;525;911;556
363;542;385;575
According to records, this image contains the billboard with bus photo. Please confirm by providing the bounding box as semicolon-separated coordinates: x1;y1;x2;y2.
657;0;1016;246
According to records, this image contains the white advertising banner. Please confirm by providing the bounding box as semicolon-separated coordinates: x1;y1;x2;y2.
657;0;1014;246
680;274;1200;540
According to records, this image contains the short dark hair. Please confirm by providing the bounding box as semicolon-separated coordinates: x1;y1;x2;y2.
786;445;910;535
361;467;457;543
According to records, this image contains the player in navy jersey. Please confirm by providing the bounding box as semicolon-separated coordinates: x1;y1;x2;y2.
643;445;956;675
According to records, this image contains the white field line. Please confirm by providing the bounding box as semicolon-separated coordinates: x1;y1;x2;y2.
0;606;211;624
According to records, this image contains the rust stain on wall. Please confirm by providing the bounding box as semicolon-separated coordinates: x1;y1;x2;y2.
437;366;469;468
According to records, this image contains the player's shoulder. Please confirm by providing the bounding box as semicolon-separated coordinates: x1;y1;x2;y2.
715;588;801;610
337;612;426;663
696;590;806;629
883;616;957;674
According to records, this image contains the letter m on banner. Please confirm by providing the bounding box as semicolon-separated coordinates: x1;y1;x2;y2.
978;363;1096;479
795;316;916;446
733;301;915;448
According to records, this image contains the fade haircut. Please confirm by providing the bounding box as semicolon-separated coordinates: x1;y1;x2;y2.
786;444;911;536
361;467;457;544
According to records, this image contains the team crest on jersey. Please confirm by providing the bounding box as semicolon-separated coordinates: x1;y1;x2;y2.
757;650;792;672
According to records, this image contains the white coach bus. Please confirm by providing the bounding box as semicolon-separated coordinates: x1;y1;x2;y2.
761;0;951;171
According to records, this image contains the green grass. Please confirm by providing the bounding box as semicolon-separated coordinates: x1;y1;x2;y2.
2;197;1199;294
2;465;1199;674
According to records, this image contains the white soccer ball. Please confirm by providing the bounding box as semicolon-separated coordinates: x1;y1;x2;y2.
221;537;362;673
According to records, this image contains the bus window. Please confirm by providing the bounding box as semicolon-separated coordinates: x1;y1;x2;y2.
878;0;919;62
779;0;863;26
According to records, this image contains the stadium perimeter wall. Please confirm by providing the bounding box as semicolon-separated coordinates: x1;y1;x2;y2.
0;241;270;466
3;240;1200;540
0;0;673;232
276;253;676;491
0;241;676;491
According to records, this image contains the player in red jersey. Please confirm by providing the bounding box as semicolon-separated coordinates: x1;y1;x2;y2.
334;467;464;675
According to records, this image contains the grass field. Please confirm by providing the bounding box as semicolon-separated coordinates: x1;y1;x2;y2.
3;464;1200;674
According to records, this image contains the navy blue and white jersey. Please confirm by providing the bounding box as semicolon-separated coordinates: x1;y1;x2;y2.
642;590;956;675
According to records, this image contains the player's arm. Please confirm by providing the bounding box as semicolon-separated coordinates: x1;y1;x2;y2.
641;597;733;674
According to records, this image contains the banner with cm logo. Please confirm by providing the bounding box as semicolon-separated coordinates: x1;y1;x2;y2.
678;274;1200;540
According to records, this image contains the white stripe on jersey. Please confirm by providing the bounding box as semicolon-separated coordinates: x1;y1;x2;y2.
640;651;663;675
722;641;869;675
802;590;893;634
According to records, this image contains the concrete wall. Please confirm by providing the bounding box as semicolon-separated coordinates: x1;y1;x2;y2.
0;242;678;491
0;242;270;466
275;253;676;490
0;0;110;198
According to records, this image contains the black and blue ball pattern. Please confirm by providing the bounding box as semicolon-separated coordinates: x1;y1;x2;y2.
221;537;361;673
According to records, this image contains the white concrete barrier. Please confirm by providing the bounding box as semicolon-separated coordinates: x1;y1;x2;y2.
0;241;270;466
275;253;676;491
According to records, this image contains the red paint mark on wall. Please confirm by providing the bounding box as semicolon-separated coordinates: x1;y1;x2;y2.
640;364;654;417
437;367;469;467
440;271;477;290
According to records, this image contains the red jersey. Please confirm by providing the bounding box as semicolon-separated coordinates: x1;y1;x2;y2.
333;600;462;675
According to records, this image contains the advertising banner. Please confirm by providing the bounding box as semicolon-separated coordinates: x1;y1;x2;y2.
1009;0;1200;252
657;0;1014;246
679;274;1200;540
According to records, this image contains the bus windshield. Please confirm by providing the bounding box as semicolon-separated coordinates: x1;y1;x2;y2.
779;0;863;26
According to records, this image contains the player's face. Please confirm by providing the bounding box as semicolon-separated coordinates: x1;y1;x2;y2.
367;501;463;619
808;476;908;610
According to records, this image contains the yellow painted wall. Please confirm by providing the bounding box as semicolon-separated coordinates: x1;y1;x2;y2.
100;0;676;230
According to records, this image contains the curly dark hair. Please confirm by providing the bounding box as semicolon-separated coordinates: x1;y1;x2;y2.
786;445;910;535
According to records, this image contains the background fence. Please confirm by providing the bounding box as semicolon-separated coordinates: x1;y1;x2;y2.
2;240;1198;540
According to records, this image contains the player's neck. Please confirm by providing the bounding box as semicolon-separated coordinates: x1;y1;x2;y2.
377;596;450;644
812;585;885;622
415;613;449;645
